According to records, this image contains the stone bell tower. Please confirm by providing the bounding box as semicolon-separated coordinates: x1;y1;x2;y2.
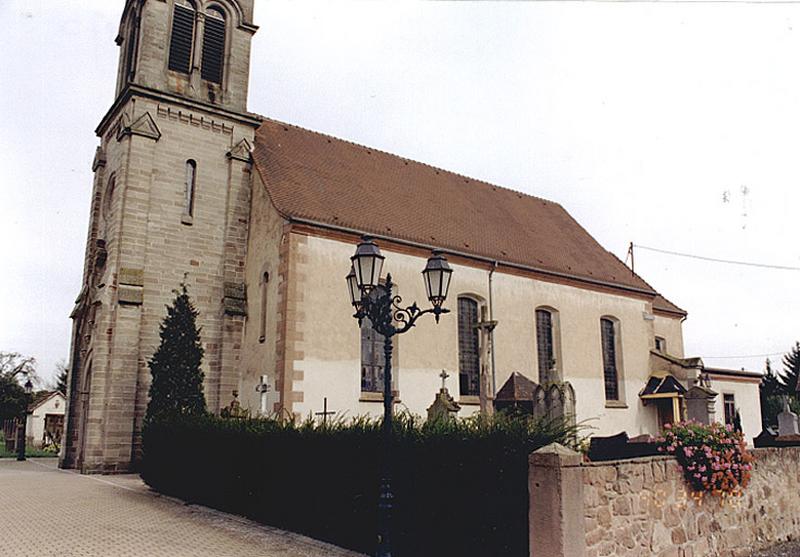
62;0;260;473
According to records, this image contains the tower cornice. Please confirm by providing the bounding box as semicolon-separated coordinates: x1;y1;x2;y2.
96;84;262;137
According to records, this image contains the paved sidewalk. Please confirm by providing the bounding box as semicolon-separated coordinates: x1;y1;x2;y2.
0;459;366;557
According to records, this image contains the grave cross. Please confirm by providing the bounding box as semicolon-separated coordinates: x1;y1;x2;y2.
439;369;449;391
315;397;336;425
475;305;498;416
255;374;272;416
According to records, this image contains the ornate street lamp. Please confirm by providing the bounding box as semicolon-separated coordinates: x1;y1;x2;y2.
16;379;33;462
346;237;453;557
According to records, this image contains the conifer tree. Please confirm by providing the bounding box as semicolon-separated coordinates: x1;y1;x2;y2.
781;342;800;395
145;284;206;425
760;358;784;428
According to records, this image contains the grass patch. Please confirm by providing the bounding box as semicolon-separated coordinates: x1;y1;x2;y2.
0;433;57;458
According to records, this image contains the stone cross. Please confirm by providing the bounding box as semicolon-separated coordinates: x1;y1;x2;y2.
778;395;800;437
256;374;271;416
439;370;449;391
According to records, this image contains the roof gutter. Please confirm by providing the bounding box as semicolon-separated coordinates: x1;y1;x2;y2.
286;216;659;298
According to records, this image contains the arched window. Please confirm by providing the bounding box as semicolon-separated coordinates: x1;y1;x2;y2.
360;288;397;394
202;6;226;84
361;314;385;393
600;317;622;402
168;1;196;74
258;271;269;343
536;307;561;384
458;297;480;397
184;160;196;217
97;175;116;243
102;175;116;220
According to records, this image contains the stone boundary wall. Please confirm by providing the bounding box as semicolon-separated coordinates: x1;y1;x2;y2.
529;445;800;557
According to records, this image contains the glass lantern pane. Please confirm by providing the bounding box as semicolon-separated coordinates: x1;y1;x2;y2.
428;270;442;299
440;270;452;300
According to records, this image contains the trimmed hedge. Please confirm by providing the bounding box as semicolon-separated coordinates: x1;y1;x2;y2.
142;412;578;557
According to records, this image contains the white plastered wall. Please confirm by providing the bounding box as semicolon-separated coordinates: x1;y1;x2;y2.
285;233;682;438
709;376;762;446
26;394;66;448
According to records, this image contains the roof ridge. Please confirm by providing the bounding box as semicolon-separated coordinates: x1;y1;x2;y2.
256;115;558;206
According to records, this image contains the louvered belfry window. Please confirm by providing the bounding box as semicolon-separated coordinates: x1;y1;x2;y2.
168;2;195;74
601;318;619;401
458;297;480;397
536;309;555;384
201;8;226;84
125;12;140;81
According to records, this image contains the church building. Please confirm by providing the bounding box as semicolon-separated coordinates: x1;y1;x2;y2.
62;0;762;473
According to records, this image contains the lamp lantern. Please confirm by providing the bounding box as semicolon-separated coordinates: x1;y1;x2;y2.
351;237;385;294
422;250;453;310
346;265;362;310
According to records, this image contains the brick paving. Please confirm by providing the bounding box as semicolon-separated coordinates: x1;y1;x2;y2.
0;459;365;557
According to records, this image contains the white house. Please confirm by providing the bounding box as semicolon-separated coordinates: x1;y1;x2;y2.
27;391;66;449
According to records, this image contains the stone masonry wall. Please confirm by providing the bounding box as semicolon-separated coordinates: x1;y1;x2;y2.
582;448;800;557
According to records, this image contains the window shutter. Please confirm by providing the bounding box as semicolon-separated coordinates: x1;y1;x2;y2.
201;16;225;83
168;5;194;74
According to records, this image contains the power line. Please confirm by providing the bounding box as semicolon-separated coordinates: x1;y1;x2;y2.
525;0;800;4
634;244;800;271
702;351;786;360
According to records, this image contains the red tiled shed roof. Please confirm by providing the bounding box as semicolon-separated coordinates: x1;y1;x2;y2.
252;118;685;315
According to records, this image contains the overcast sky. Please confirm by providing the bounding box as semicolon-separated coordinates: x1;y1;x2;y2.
1;0;799;385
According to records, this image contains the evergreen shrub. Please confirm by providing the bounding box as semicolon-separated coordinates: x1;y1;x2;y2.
142;412;579;557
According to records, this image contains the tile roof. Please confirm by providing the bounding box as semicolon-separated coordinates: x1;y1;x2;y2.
252;118;685;315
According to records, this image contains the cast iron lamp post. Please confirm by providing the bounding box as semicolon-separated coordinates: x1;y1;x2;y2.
16;379;33;461
346;237;453;557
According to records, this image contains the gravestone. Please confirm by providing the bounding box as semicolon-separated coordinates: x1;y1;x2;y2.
427;370;461;423
221;390;247;419
778;396;800;437
685;384;717;425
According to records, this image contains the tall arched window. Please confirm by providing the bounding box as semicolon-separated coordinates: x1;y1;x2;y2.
102;175;116;221
259;271;269;343
536;307;561;384
361;314;385;393
168;1;196;74
202;6;226;84
600;317;622;402
360;288;397;394
184;160;197;217
100;175;116;241
458;297;480;397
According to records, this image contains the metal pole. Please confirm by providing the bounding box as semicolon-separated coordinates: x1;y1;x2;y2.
16;415;27;461
376;332;394;557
